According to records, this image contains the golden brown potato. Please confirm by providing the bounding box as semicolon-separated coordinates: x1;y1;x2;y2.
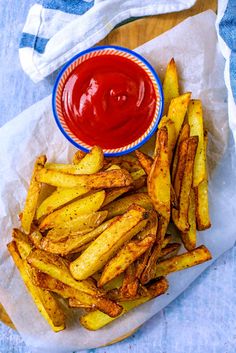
173;138;189;199
135;150;153;175
162;58;179;115
102;187;131;207
181;189;197;250
172;123;190;181
21;155;46;234
194;180;211;230
72;150;86;164
119;263;139;299
158;243;181;262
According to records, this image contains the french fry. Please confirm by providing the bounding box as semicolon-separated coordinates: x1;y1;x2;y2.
36;168;133;189
103;193;153;219
172;123;190;181
167;92;191;143
106;164;121;171
21;155;46;234
162;58;179;115
172;136;198;232
154;245;212;278
170;184;178;208
119;264;139;298
105;155;140;172
135;150;153;175
157;117;176;163
131;169;146;180
42;211;108;244
70;205;149;280
102;187;131;207
46;146;103;175
31;270;122;317
12;228;32;259
39;191;105;230
181;189;197;250
68;298;93;309
29;231;43;249
8;241;65;332
158;243;181;261
194;180;211;230
36;186;90;220
187;100;206;187
80;277;168;330
72;150;86;164
148;127;170;221
98;235;154;287
132;175;147;191
173;138;189;199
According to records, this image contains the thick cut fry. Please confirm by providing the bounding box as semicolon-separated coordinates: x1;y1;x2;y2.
105;155;140;172
187;100;206;187
70;205;149;280
141;216;168;284
103;193;153;219
68;298;93;309
27;249;102;297
102;187;131;207
8;242;65;332
12;228;32;259
42;211;108;244
132;175;147;191
36;186;90;219
131;169;146;181
21;155;46;234
39;191;105;230
119;264;139;298
148;127;170;221
163;58;179;115
98;235;154;287
170;184;178;209
31;270;122;317
194;180;211;230
106;164;121;171
172;123;190;181
29;231;43;249
135;150;153;175
181;189;197;250
172;136;198;232
167;92;191;142
72;150;86;164
158;243;181;261
154;245;212;278
173;138;189;199
36;168;133;189
157;118;176;163
80;277;168;330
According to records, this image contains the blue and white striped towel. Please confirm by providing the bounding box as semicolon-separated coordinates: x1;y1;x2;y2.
19;0;196;82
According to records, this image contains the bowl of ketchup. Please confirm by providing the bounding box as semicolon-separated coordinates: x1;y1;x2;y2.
52;45;163;156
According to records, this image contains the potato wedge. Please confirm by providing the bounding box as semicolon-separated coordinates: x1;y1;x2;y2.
172;136;198;232
98;235;154;287
39;191;105;230
131;169;146;181
70;205;149;280
135;150;153;175
181;189;197;250
42;211;108;244
194;180;211;230
103;193;153;219
36;168;133;189
8;242;65;332
36;186;90;220
163;58;179;115
27;249;102;297
167;92;191;142
148;127;170;221
103;187;131;207
105;155;140;172
187;100;206;187
172;123;190;181
72;150;86;164
31;270;122;317
154;245;212;278
21;155;46;234
80;277;168;330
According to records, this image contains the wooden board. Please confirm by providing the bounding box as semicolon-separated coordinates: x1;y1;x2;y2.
1;0;216;332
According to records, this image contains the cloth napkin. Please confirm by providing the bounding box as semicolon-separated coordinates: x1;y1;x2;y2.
19;0;196;82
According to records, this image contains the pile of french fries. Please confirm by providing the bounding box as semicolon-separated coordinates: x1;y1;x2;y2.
7;58;212;332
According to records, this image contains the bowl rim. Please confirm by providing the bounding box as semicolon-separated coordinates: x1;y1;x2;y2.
52;45;164;157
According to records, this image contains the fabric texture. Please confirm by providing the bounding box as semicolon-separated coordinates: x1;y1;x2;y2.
19;0;196;82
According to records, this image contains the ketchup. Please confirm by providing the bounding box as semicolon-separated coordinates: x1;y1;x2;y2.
61;55;156;149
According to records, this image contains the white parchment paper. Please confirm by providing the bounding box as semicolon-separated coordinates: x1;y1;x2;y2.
0;10;236;353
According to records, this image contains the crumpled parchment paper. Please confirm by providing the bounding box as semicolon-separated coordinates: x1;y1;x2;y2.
0;10;236;353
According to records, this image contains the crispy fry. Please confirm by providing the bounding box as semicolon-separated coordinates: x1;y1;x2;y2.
39;191;105;230
173;138;189;199
172;136;198;232
102;187;131;207
70;205;149;280
158;243;181;262
172;123;190;181
157;118;176;163
80;277;168;330
105;155;140;172
187;100;206;187
148;127;170;221
103;193;153;219
36;186;90;219
8;241;65;332
135;150;153;175
163;58;179;115
170;184;178;209
29;231;43;249
154;245;212;278
194;180;211;230
98;235;154;287
132;175;147;191
119;264;139;298
21;155;46;234
131;169;146;180
167;92;191;143
181;189;197;250
12;228;32;259
36;168;133;189
72;150;86;164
